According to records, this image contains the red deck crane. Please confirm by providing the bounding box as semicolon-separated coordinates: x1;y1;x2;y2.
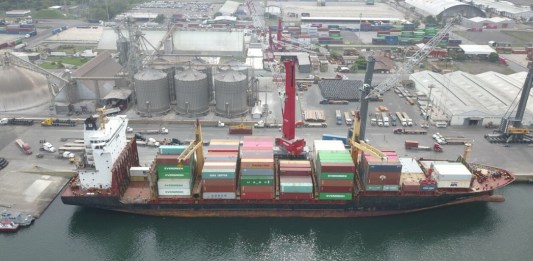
275;60;305;156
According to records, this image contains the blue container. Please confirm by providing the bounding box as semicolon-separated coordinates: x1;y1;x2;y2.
420;184;437;191
367;164;402;172
322;134;348;144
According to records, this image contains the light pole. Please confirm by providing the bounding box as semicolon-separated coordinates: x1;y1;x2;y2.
426;84;434;122
359;13;362;41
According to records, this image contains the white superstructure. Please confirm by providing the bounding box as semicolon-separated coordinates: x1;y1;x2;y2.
79;116;129;190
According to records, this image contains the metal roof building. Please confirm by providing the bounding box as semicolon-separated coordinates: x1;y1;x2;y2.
98;29;245;57
405;0;485;18
218;1;240;16
5;10;31;17
462;16;515;28
410;70;533;126
469;0;533;20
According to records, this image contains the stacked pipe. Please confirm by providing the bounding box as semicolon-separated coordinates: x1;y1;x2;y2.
201;139;240;199
239;136;275;200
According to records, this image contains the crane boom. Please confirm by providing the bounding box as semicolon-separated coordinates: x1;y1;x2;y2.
366;16;461;99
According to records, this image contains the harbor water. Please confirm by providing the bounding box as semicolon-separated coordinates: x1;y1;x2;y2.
1;184;532;260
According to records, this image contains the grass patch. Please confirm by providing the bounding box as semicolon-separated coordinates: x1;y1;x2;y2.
32;9;75;19
47;57;89;66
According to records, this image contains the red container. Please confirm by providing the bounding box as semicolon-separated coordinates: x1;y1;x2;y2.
279;168;312;176
156;154;188;165
319;163;355;173
208;152;239;157
320;186;353;193
202;185;235;193
320;179;353;187
280;192;314;200
240;159;274;169
402;180;420;192
365;171;401;185
203;179;235;187
241;192;274;199
241;185;273;193
279;160;311;167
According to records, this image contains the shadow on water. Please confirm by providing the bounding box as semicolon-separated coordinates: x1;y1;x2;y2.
67;202;498;260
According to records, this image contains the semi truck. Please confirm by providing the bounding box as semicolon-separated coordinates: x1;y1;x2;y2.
254;120;282;128
381;112;390;127
335;110;342;125
401;112;413;126
41;118;76;127
0;118;34;126
344;111;353;125
396;112;407;127
405;140;443;152
136;127;169;135
393;128;428;135
15;139;32;155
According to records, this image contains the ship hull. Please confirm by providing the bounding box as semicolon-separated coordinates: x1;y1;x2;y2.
61;190;503;218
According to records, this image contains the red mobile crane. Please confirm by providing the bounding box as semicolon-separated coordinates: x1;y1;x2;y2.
275;60;306;156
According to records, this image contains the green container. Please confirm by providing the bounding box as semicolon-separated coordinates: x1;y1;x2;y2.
202;171;236;179
319;172;354;180
240;175;274;186
158;172;192;179
365;184;383;191
401;31;413;36
158;165;192;179
281;184;313;193
319;193;352;200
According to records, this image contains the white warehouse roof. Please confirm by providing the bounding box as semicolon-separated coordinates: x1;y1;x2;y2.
410;70;533;119
405;0;465;16
219;0;240;16
459;45;496;55
470;0;533;15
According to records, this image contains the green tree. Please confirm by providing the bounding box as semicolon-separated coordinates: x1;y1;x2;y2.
488;52;499;63
424;16;437;26
355;55;368;70
154;14;165;24
329;51;340;60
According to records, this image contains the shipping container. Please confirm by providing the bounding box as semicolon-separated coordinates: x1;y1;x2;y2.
279;192;314;200
320;179;353;187
241;168;274;176
157;165;191;174
240;192;274;199
319;186;353;193
420;184;437;191
158;179;191;189
319;172;354;180
240;175;274;186
402;180;420;192
158;188;191;196
202;172;237;179
129;167;149;177
130;176;147;182
365;184;383;191
318;193;352;200
159;145;186;155
203;179;235;187
383;185;400;191
202;192;236;199
202;184;236;193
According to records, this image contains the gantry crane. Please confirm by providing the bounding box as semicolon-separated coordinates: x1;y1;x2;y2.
486;62;533;143
276;60;306;157
177;119;205;196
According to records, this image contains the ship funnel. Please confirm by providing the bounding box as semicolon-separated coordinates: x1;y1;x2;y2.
84;116;98;130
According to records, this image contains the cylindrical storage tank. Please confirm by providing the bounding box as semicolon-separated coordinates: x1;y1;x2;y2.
215;70;248;117
152;61;176;103
174;68;209;115
188;58;214;103
134;69;170;114
223;60;251;106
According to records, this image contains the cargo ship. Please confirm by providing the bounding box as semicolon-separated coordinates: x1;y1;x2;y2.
61;114;515;218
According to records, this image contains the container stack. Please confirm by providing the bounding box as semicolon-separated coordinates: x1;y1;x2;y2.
201;139;240;199
360;151;402;192
430;162;472;189
239;136;275;200
279;160;314;200
316;150;355;200
155;145;192;198
399;158;425;192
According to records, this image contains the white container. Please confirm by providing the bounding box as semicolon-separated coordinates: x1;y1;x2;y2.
399;158;424;174
158;188;191;196
432;163;472;181
202;192;236;199
157;178;191;189
436;180;471;188
129;167;150;177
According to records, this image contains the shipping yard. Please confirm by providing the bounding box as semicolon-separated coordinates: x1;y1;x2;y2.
1;0;533;223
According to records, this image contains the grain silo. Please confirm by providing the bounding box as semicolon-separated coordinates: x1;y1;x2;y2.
214;69;248;117
174;68;209;115
188;58;214;103
152;59;176;103
219;60;252;106
134;68;170;115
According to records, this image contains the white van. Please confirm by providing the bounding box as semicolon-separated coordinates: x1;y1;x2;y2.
435;121;448;128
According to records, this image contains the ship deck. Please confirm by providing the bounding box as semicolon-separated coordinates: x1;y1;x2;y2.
121;181;152;203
